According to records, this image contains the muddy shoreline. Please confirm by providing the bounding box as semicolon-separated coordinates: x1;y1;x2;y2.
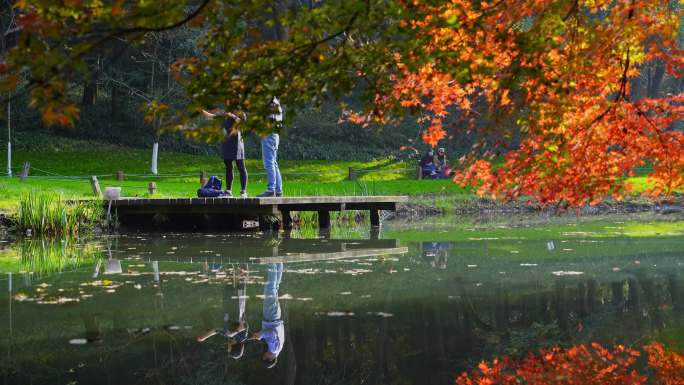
389;194;684;221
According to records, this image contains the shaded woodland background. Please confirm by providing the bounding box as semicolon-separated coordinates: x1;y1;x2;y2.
0;1;682;161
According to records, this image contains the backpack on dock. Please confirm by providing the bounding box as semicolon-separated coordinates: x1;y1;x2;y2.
197;176;225;197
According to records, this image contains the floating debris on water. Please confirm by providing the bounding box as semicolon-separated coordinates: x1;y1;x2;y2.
552;271;584;276
367;312;393;318
520;263;538;267
339;291;352;295
317;311;355;317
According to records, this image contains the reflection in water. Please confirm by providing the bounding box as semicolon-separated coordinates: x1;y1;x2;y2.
198;265;250;360
251;263;285;369
421;242;449;269
18;239;101;275
1;228;684;385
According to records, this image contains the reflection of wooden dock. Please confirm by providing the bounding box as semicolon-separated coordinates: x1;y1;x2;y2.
254;247;409;264
123;237;407;264
109;196;408;231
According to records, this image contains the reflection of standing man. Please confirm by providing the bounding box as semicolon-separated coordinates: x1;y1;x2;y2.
249;262;284;368
257;97;283;197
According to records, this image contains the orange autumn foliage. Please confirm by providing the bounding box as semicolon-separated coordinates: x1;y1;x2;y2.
456;343;684;385
371;0;684;206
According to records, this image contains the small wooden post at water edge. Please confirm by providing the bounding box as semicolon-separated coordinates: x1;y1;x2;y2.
19;161;30;182
148;182;157;195
116;171;125;181
200;171;208;187
90;176;102;197
348;167;357;181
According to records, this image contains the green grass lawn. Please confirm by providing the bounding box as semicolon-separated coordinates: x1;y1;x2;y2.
0;142;470;213
0;139;659;215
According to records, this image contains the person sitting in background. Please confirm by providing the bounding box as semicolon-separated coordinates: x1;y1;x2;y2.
420;149;438;179
435;147;449;178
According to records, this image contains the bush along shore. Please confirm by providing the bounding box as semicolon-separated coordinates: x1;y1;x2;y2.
11;192;105;237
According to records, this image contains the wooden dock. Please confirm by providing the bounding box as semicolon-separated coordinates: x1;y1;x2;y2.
109;196;408;231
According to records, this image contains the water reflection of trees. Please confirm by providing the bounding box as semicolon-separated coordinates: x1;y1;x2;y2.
278;274;684;385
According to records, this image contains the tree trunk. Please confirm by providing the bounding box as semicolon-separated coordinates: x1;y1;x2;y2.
82;81;97;107
151;141;159;175
110;85;119;118
151;114;160;175
648;60;665;98
6;99;11;177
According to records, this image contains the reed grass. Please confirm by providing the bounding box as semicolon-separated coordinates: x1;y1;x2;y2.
17;191;104;236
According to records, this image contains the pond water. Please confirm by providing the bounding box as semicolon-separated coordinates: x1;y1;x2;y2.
1;214;684;385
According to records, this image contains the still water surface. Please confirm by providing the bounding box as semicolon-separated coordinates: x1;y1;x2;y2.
1;215;684;384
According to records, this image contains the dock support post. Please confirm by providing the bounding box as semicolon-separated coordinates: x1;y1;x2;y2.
318;210;330;230
259;215;280;233
370;209;380;228
282;210;293;230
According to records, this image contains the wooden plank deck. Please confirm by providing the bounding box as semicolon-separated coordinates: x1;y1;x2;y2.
108;195;408;231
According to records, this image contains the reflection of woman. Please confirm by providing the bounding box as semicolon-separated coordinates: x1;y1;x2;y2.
202;109;248;197
197;266;249;360
249;262;284;369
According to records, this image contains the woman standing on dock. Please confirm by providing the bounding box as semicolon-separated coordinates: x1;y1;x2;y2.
203;109;248;197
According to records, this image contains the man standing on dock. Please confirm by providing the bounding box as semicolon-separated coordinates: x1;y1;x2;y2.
257;96;283;197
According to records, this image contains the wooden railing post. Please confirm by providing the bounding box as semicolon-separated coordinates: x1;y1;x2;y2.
116;171;124;181
417;165;423;180
200;171;208;187
90;176;102;197
348;167;357;181
19;161;30;182
148;182;157;195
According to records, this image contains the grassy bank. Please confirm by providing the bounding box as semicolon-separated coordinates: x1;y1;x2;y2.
0;139;659;216
0;141;470;214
